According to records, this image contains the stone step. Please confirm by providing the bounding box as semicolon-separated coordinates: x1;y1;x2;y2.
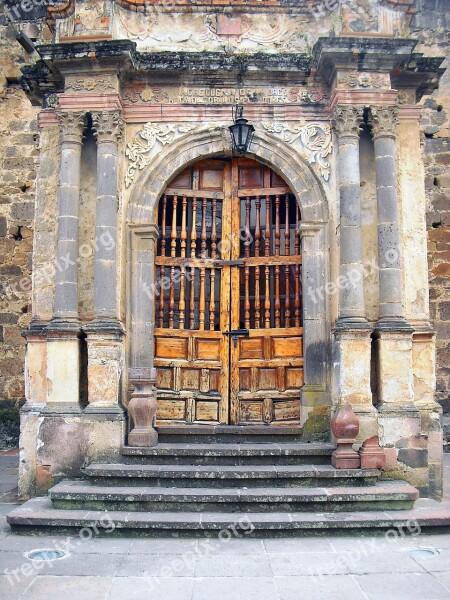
49;480;419;512
8;496;450;536
85;463;380;488
121;442;335;465
155;425;307;444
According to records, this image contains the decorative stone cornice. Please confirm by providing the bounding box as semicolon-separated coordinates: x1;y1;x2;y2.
57;111;86;145
332;106;364;139
92;110;124;145
369;106;399;140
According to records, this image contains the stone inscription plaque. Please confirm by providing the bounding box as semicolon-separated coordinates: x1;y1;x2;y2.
123;85;327;105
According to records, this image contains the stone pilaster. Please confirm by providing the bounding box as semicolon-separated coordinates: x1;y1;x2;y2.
128;225;159;446
332;106;375;439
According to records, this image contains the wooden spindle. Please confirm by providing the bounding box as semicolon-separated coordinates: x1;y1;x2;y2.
274;195;281;327
264;265;271;329
189;267;196;329
190;198;197;258
244;196;251;258
211;198;217;259
168;196;178;328
170;196;178;257
254;197;261;328
160;195;167;256
295;202;301;327
199;267;206;330
265;196;271;257
158;267;165;328
264;196;271;328
201;198;207;258
179;196;187;328
244;265;250;329
209;268;216;330
284;195;291;327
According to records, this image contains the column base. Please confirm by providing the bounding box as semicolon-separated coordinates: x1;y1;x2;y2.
84;320;125;410
333;324;376;442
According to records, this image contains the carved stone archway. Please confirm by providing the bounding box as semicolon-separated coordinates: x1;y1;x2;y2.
126;125;331;428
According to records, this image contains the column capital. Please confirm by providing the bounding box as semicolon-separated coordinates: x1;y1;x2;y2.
92;110;124;145
57;111;86;145
332;105;364;139
369;105;399;140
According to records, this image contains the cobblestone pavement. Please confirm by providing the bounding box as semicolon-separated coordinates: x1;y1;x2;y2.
1;449;450;600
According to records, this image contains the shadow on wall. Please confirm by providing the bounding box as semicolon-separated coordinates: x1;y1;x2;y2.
0;406;20;449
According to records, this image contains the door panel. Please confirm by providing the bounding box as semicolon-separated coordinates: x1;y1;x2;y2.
154;158;303;426
229;159;303;425
154;161;231;424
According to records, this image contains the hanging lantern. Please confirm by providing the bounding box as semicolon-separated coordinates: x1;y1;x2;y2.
229;105;255;155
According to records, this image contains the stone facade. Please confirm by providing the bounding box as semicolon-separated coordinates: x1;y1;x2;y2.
0;11;41;446
0;0;448;503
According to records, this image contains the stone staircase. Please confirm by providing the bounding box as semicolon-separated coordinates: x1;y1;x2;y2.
8;426;449;536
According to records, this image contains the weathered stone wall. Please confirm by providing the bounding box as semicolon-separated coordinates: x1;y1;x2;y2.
0;0;449;458
0;14;40;447
412;0;450;414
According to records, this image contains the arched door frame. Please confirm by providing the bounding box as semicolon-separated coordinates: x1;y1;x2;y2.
126;125;331;424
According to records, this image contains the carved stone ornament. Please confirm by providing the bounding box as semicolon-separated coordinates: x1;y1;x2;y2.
125;122;196;188
92;110;124;144
65;78;116;93
261;121;332;181
369;106;399;140
332;106;364;139
341;72;386;90
57;111;86;145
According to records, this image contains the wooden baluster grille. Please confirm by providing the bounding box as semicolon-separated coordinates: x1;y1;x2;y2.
254;196;261;329
295;203;301;327
168;195;177;328
264;195;271;328
284;195;291;328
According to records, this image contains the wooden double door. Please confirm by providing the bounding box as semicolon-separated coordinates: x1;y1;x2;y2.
154;157;304;426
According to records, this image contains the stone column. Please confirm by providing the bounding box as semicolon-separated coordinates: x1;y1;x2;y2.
332;106;367;325
369;106;420;478
46;112;85;408
370;106;406;324
127;225;159;446
369;105;416;409
332;106;376;441
53;111;85;322
84;111;125;413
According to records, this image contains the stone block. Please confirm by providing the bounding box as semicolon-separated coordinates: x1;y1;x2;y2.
398;448;428;469
0;216;7;237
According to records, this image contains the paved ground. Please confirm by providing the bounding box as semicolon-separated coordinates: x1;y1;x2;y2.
1;450;450;600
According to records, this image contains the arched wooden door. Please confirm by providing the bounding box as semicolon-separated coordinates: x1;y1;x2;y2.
154;157;303;426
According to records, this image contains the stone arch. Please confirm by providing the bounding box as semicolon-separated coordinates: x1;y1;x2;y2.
126;125;331;424
127;125;328;226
